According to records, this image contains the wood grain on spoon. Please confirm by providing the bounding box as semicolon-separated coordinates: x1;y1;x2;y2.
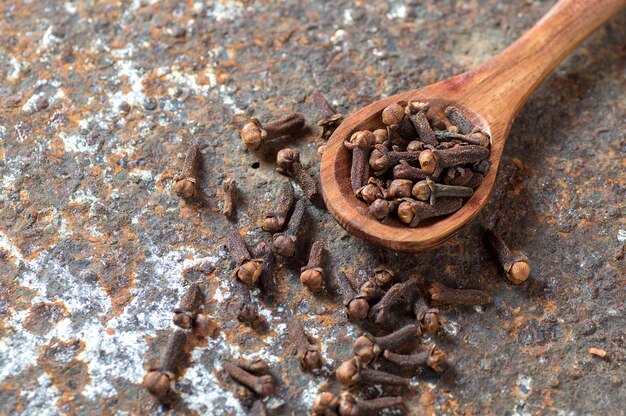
320;0;625;252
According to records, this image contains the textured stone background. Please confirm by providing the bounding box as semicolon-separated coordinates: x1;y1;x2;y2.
0;0;625;415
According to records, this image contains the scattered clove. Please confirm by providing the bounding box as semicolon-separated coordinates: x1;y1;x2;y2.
272;199;305;257
313;392;340;416
276;148;318;199
312;91;343;139
428;282;491;306
336;272;370;320
173;283;203;329
353;324;419;364
484;227;531;284
262;181;295;233
413;296;441;334
251;399;269;416
301;240;325;291
338;393;403;416
233;358;270;375
255;242;277;295
383;343;447;373
173;144;199;199
369;279;418;324
222;361;275;397
290;320;322;371
336;357;410;387
143;330;187;399
227;226;263;285
222;178;237;220
240;112;305;150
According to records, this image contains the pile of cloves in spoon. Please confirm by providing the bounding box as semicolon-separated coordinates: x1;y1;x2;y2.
348;102;491;226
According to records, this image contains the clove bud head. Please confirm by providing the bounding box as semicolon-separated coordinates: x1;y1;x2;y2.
143;370;172;398
172;311;193;329
301;267;324;292
313;392;340;415
507;258;531;284
240;118;266;150
346;297;369;319
336;358;360;386
352;335;378;364
173;177;196;198
253;375;276;397
272;234;296;257
418;149;437;175
301;349;322;371
194;313;218;337
236;259;263;285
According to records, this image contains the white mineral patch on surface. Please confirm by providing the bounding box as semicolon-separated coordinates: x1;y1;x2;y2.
617;229;626;242
207;1;244;22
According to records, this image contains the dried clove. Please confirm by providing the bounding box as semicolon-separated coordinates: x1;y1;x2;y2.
338;393;403;416
387;179;413;199
353;324;419;364
355;177;387;204
336;357;410;387
397;197;463;227
369;144;421;175
255;242;277;295
234;280;259;324
312;91;343;139
383;343;447;373
143;330;187;398
406;101;437;146
222;361;275;397
222;178;237;220
412;177;473;205
434;129;486;146
382;103;416;141
413;296;441;334
372;266;394;287
485;227;531;284
251;399;269;416
313;392;340;416
173;144;199;199
344;131;375;191
173;283;203;329
234;358;270;375
240;112;305;150
262;181;295;233
444;106;477;135
276;148;318;199
227;226;263;285
290;320;322;371
301;240;325;291
369;279;419;324
272;199;305;257
428;282;491;306
369;198;399;222
419;145;489;177
392;160;427;181
336;272;369;320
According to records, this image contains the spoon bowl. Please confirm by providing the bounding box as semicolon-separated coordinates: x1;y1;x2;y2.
320;0;625;252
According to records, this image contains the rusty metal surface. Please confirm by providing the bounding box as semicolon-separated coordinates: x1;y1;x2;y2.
0;0;625;415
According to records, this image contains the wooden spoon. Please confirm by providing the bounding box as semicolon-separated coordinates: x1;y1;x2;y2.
320;0;625;252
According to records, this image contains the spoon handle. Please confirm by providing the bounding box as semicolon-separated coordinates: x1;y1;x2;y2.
456;0;625;123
